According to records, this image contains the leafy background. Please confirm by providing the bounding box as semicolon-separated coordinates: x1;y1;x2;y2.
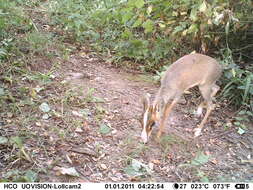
50;0;253;110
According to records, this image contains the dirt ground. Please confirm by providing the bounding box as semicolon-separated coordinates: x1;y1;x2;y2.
1;50;252;182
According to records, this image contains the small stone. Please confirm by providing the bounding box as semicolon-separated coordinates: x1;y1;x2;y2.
75;127;83;133
148;162;154;170
100;164;107;170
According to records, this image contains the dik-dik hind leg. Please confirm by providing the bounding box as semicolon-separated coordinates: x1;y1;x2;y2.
211;84;220;98
157;97;180;139
194;84;219;137
195;84;220;117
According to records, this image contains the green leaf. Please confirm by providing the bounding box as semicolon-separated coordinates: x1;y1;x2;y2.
25;170;38;182
0;136;8;145
199;1;207;12
122;29;133;39
131;159;143;171
235;117;244;121
242;74;252;103
133;18;142;28
92;96;105;103
198;171;209;182
201;175;209;182
158;23;166;28
122;11;133;24
147;6;152;15
225;22;230;35
0;87;4;96
172;11;178;17
187;24;198;34
10;136;23;149
142;19;154;33
172;25;184;35
135;0;145;9
3;169;20;180
128;0;135;7
99;123;111;135
190;8;198;21
39;102;51;113
124;165;142;176
237;127;245;135
191;152;210;166
246;111;253;116
124;159;152;176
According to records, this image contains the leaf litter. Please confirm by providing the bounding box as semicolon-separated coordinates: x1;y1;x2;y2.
1;51;252;182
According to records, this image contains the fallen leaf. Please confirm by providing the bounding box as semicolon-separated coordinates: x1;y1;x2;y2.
211;158;218;165
25;170;38;182
72;110;83;117
46;160;54;166
56;167;80;177
66;154;73;164
34;86;43;93
35;122;42;127
42;113;49;120
75;127;83;133
124;159;152;177
111;129;117;134
0;88;5;95
237;127;245;135
39;102;51;113
100;164;107;170
0;136;8;145
184;128;192;132
167;153;174;160
151;159;161;165
7;112;13;118
205;151;211;156
99;123;111;135
191;151;210;166
148;162;154;170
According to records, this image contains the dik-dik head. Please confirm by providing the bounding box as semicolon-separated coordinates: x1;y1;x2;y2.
140;94;160;143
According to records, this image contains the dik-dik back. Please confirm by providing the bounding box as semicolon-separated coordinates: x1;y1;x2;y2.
161;54;221;95
141;53;222;143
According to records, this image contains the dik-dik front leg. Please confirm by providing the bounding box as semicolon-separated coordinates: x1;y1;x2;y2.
157;97;180;139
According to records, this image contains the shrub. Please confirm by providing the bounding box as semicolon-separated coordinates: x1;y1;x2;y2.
49;0;253;110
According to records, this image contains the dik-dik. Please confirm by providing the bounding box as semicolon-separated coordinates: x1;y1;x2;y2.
141;53;222;143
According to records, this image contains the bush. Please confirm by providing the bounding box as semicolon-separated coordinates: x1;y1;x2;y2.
220;48;253;110
49;0;252;111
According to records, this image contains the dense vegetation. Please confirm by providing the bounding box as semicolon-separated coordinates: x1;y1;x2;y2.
49;0;253;110
0;0;252;182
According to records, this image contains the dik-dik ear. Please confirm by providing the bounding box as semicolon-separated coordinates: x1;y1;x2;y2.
142;93;151;111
